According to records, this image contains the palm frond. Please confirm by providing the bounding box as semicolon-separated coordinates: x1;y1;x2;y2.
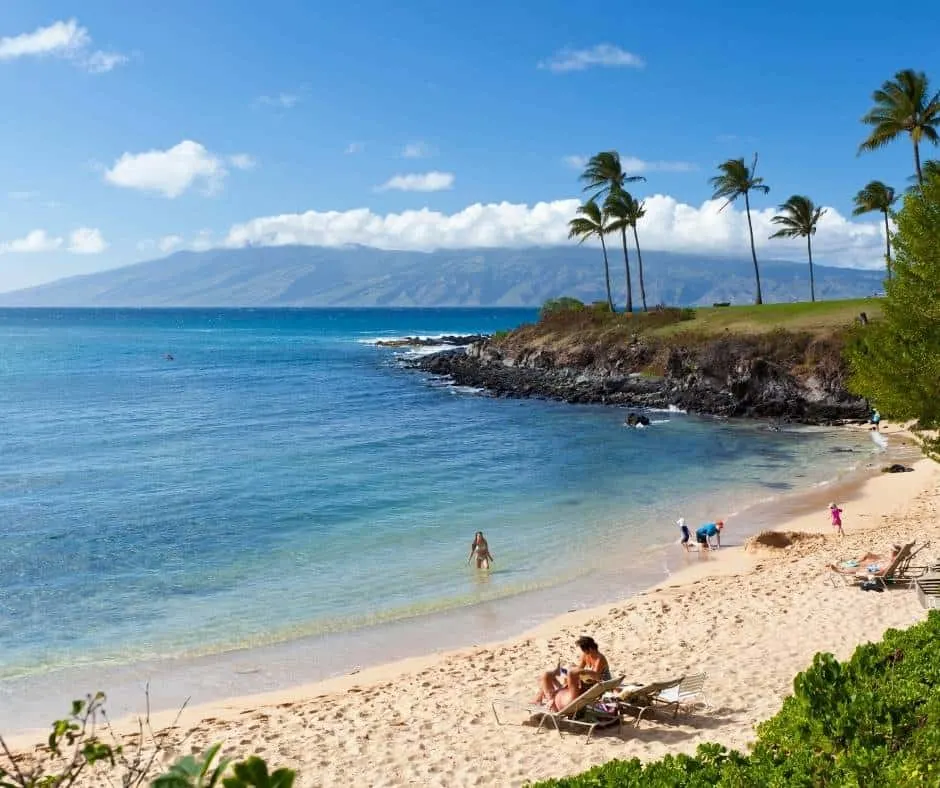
769;195;825;239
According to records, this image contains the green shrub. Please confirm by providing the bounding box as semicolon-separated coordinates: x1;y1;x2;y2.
532;611;940;788
539;297;586;320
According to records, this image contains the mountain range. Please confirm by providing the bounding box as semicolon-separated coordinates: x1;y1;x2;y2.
0;245;886;307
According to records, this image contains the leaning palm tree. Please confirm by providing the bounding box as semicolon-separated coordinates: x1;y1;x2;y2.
852;181;897;278
769;195;827;302
580;151;646;203
709;154;770;304
603;189;636;313
624;194;649;312
568;200;614;311
859;69;940;186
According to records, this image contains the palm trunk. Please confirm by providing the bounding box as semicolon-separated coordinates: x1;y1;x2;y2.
620;227;633;313
806;234;815;303
600;234;614;312
883;209;892;280
744;191;763;305
914;139;923;186
632;223;648;312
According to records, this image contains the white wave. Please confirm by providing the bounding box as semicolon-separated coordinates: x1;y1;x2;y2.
357;332;483;346
449;385;485;396
870;431;889;450
648;404;687;414
650;419;671;424
396;344;458;358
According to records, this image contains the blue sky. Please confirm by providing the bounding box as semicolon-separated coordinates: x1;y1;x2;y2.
1;0;938;291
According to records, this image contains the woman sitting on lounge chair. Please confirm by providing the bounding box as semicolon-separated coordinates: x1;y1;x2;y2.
828;544;901;574
534;636;611;711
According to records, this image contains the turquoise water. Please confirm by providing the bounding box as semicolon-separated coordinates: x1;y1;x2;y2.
0;308;876;686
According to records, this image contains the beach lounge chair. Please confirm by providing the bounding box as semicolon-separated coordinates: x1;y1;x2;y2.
491;675;624;741
828;542;914;588
915;572;940;609
608;678;683;727
652;672;709;718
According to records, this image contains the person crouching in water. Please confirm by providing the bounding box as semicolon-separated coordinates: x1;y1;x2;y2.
695;520;723;550
467;531;495;569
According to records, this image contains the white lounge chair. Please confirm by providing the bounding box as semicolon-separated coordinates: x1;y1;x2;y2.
491;675;624;741
652;672;709;717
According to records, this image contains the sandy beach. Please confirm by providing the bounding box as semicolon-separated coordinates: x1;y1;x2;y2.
8;430;939;787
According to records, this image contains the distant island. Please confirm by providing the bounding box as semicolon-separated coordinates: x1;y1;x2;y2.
0;244;884;308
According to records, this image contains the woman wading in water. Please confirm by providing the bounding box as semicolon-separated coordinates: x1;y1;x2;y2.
467;531;495;569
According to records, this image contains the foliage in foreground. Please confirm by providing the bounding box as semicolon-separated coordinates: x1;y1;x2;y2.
0;692;294;788
847;172;940;459
532;611;940;788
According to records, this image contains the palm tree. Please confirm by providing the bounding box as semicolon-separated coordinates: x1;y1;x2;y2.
859;69;940;187
603;189;635;313
568;200;614;311
852;181;897;279
624;194;649;312
579;151;646;203
769;195;827;302
709;154;770;304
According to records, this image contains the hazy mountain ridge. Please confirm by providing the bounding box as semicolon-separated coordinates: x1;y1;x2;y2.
0;245;886;307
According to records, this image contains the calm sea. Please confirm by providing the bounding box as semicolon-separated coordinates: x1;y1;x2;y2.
0;308;885;725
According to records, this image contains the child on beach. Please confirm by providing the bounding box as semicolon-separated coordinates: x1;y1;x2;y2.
695;521;723;550
829;503;844;537
677;517;691;551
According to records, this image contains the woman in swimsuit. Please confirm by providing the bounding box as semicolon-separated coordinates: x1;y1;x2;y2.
467;531;495;569
534;636;611;711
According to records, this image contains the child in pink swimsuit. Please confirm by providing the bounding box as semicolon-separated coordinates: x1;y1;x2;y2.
829;503;844;537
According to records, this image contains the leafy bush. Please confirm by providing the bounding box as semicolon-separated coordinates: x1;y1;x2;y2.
539;297;586;320
532;611;940;788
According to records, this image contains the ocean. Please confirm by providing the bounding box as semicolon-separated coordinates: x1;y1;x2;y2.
0;307;891;728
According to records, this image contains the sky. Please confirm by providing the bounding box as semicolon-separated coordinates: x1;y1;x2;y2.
1;0;938;293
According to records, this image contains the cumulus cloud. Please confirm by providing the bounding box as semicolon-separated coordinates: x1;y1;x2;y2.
217;194;886;269
375;171;454;192
401;141;435;159
0;18;127;73
0;227;107;254
345;142;365;154
158;234;185;253
563;155;589;170
104;140;253;198
539;44;644;73
68;227;108;254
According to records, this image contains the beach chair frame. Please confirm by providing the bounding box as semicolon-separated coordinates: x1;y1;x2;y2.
652;672;709;718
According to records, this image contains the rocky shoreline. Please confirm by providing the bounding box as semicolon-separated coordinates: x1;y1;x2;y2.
401;334;870;425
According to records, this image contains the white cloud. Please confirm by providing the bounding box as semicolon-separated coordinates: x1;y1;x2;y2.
401;141;435;159
8;190;39;201
191;229;215;252
539;44;644;73
159;234;184;253
218;194;887;269
84;50;127;73
257;92;299;109
229;153;257;170
564;154;696;174
563;155;589;170
0;227;106;254
376;171;454;192
68;227;108;254
104;140;243;198
345;142;365;154
0;229;63;254
0;18;127;73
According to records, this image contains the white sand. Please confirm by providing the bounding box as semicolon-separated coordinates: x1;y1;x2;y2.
8;446;939;787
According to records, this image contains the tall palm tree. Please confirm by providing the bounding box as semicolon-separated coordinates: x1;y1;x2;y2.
624;194;649;312
859;69;940;187
603;189;636;313
709;154;770;304
568;200;614;311
769;195;827;302
852;181;897;279
579;151;646;203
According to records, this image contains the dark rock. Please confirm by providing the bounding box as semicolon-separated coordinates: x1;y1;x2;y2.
882;464;914;473
375;334;488;348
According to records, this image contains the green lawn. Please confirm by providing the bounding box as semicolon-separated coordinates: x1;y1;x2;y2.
650;298;882;338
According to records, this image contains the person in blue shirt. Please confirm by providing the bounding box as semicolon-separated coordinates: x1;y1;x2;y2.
695;520;724;550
